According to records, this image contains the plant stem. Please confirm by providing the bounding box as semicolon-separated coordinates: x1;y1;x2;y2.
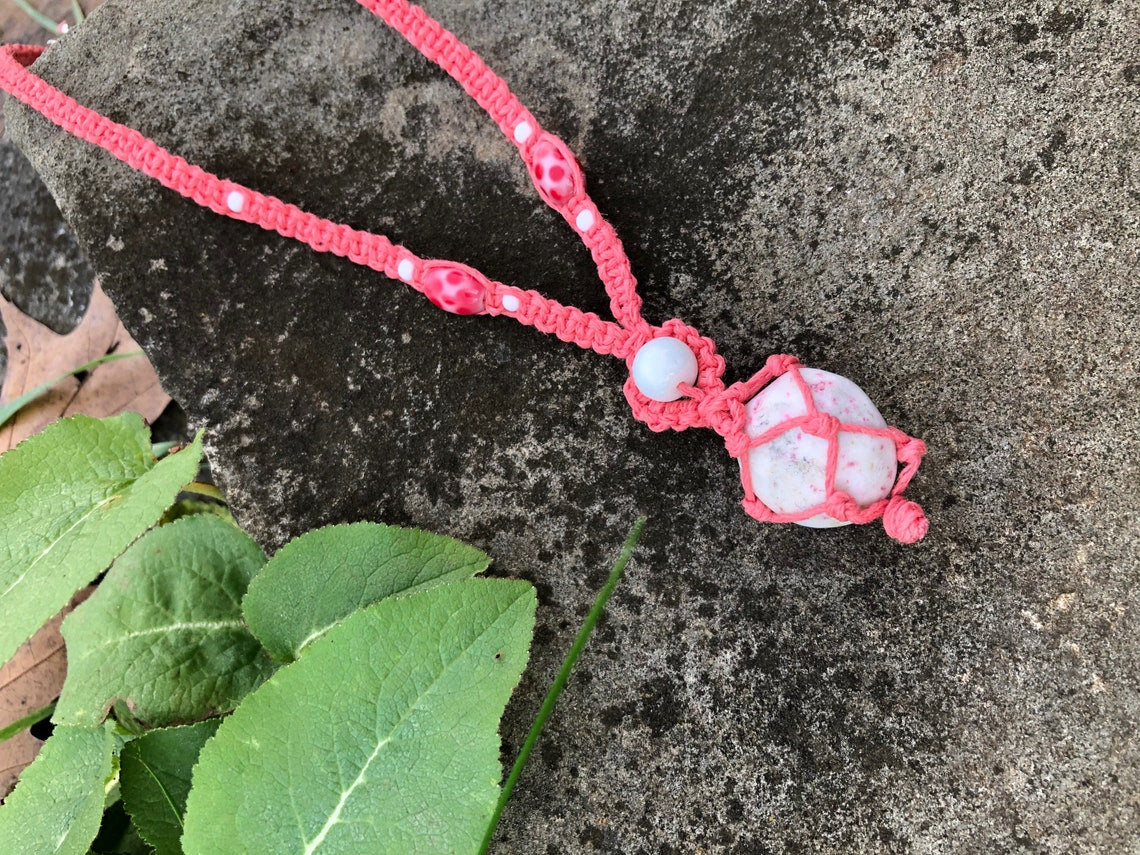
70;0;84;24
0;350;142;429
478;515;647;855
151;440;179;459
9;0;62;33
184;481;226;502
0;702;55;743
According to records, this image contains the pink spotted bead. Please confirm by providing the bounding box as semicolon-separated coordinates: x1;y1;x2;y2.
421;262;487;315
529;134;581;208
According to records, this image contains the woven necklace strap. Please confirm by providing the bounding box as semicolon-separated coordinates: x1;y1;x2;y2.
0;2;930;542
0;0;652;358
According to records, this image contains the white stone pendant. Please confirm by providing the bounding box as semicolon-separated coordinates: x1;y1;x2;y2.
742;368;897;527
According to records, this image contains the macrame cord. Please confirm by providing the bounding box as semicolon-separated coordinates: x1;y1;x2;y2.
0;0;929;543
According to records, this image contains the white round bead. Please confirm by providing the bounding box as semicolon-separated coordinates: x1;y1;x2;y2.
513;121;533;143
631;337;699;402
743;368;897;528
397;259;415;281
575;209;595;232
225;190;244;213
501;294;521;312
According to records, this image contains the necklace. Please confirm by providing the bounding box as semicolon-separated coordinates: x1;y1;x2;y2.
0;0;928;542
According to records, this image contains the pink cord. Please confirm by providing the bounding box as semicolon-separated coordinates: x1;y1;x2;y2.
0;0;929;542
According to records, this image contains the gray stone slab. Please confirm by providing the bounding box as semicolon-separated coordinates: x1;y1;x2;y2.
7;0;1138;851
0;137;94;380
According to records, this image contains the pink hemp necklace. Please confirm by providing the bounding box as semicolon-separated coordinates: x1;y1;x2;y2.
0;0;929;542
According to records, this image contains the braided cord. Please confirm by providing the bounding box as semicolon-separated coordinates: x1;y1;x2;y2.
0;0;647;356
0;45;406;275
356;0;646;334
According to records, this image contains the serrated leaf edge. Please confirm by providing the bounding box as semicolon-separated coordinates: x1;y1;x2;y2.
0;421;203;666
300;583;534;855
185;580;535;855
0;490;123;602
244;521;492;661
124;750;184;849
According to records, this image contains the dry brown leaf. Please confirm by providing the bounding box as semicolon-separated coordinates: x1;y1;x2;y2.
0;281;170;451
0;587;94;800
0;0;88;46
0;731;40;803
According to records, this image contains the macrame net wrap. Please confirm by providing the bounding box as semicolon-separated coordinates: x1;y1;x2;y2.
0;0;929;543
622;322;929;544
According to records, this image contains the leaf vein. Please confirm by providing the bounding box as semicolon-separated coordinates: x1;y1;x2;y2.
92;619;247;648
300;594;528;854
135;754;185;831
0;493;119;601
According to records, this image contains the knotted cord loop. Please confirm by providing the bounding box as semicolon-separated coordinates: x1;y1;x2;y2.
888;431;927;496
695;392;747;450
882;495;929;543
824;491;863;523
804;412;841;441
622;319;726;433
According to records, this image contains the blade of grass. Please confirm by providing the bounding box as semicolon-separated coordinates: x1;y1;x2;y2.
0;350;142;430
70;0;84;24
9;0;62;33
478;514;647;855
0;702;55;743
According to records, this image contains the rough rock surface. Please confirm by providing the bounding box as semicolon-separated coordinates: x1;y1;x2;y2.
0;0;104;374
6;0;1139;851
0;140;94;367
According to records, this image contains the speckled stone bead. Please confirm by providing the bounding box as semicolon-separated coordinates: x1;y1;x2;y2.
744;368;897;527
529;135;580;207
421;262;487;315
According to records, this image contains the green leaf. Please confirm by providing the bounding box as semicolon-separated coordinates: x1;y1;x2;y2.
243;522;490;661
157;497;234;527
0;722;116;854
0;701;55;742
182;579;536;855
0;414;203;666
55;514;275;727
120;720;220;855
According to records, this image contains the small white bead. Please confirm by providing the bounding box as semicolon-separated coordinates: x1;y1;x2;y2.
501;294;521;312
397;259;415;282
631;337;699;402
575;209;596;232
225;191;244;213
513;121;533;143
